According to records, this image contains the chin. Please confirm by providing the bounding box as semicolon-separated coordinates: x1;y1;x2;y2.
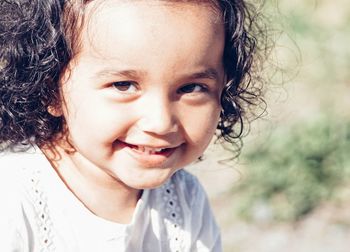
123;169;179;190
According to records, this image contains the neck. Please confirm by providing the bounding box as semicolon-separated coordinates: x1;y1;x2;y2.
41;145;142;224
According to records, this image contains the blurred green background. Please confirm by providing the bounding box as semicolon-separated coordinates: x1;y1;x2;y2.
190;0;350;251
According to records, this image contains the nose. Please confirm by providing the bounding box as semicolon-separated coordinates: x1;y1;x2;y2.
136;95;179;135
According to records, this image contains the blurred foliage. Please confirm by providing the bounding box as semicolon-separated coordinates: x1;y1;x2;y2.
233;116;350;222
230;0;350;223
267;0;350;85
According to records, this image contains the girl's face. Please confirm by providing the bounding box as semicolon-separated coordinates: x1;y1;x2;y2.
57;0;225;190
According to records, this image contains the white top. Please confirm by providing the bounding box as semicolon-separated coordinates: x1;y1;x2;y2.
0;148;221;252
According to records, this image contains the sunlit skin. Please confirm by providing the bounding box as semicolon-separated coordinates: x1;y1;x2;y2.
45;0;225;223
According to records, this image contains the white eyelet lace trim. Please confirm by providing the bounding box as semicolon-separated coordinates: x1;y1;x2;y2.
162;175;184;252
23;167;55;251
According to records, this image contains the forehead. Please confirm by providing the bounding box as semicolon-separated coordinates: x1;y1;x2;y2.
65;0;225;81
84;1;222;35
82;1;223;53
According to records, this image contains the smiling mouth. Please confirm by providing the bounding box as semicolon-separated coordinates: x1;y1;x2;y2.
118;141;176;156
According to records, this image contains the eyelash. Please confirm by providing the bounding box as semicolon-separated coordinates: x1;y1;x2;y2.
177;83;208;94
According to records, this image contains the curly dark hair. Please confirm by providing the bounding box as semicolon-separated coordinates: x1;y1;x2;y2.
0;0;269;153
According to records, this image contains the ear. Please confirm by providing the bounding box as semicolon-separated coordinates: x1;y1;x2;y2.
47;105;63;117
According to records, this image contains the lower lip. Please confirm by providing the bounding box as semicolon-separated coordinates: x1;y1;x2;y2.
118;142;178;167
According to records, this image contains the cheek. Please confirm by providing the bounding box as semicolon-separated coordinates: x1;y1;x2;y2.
65;101;139;145
181;104;221;144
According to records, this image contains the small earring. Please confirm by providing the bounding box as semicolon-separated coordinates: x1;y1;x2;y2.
47;105;62;117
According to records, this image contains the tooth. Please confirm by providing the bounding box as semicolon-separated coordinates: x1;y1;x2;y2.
136;146;165;154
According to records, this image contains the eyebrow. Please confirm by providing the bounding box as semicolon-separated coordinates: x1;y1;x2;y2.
94;68;220;81
189;68;220;80
95;69;145;79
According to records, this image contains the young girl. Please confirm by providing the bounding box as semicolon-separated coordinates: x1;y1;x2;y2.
0;0;266;251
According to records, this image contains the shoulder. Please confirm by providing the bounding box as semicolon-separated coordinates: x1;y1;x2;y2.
0;147;50;202
0;147;40;166
0;150;26;194
0;150;39;250
0;148;57;250
0;148;34;173
0;147;46;178
0;148;38;190
0;148;48;215
0;148;45;210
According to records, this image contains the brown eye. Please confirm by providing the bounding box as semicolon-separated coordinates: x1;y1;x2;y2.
178;83;207;94
112;81;138;93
